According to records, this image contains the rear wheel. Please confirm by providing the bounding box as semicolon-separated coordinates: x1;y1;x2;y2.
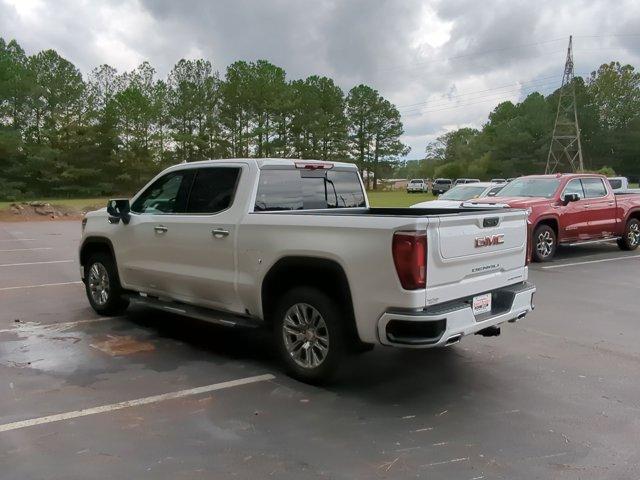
618;218;640;251
273;287;346;384
84;253;129;315
532;224;557;262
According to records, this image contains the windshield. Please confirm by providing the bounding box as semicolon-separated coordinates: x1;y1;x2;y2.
410;179;423;184
434;179;451;185
440;185;488;201
496;178;560;198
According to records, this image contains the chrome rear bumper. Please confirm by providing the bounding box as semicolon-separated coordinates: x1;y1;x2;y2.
377;282;535;348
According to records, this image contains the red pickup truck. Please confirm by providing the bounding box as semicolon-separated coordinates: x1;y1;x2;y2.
484;174;640;261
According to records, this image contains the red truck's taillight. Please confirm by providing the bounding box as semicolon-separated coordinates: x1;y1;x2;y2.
392;231;427;290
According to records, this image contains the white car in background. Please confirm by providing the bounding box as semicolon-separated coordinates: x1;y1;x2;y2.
406;178;429;193
607;176;640;194
411;182;505;208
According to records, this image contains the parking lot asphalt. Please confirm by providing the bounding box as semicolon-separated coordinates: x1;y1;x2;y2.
0;220;639;479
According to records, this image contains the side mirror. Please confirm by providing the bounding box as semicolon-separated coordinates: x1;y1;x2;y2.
562;193;580;205
107;199;131;224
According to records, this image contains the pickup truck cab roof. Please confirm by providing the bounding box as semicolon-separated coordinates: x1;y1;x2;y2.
164;158;358;171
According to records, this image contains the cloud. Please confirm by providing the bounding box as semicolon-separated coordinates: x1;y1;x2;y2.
1;0;639;158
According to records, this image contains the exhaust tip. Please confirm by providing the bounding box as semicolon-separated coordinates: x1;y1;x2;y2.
445;334;462;346
509;312;527;323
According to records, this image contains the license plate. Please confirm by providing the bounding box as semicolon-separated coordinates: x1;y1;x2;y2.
472;293;492;315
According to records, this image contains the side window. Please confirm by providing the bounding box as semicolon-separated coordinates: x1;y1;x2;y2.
186;167;241;214
564;179;585;199
581;178;607;198
131;170;194;214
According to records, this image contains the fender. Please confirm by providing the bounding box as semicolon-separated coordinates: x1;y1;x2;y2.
79;236;121;282
530;213;560;236
623;207;640;225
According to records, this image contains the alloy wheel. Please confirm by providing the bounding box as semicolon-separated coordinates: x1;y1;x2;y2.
536;231;554;258
88;262;110;306
282;303;329;369
628;222;640;246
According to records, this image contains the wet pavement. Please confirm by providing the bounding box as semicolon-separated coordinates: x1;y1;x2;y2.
0;220;639;479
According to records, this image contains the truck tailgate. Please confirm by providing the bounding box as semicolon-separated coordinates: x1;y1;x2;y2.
426;209;528;305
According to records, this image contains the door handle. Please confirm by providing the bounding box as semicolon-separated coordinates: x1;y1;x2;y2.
154;225;168;234
583;204;591;209
608;201;615;206
211;228;230;239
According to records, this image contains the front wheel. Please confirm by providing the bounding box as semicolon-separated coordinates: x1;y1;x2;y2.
84;253;129;315
618;218;640;251
532;224;557;262
273;287;346;384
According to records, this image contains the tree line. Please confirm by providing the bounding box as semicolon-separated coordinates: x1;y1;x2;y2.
396;61;640;181
0;37;408;199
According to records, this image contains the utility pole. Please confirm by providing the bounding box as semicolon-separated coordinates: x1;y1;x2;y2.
545;35;584;173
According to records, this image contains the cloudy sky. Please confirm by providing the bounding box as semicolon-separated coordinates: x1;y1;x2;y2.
2;0;639;158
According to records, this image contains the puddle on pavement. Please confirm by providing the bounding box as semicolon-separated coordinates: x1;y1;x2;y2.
90;335;155;356
0;321;153;376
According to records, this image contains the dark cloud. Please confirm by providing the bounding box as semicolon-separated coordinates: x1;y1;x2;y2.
1;0;639;156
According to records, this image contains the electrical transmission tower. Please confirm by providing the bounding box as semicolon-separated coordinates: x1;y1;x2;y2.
545;35;584;173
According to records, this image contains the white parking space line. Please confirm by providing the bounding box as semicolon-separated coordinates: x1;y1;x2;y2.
0;260;74;268
0;316;116;334
541;254;640;270
0;281;82;292
0;374;275;433
0;247;53;252
0;239;36;242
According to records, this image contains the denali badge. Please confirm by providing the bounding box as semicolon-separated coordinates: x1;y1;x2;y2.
475;234;504;248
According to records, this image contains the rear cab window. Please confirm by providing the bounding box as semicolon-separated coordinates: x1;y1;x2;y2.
254;168;366;211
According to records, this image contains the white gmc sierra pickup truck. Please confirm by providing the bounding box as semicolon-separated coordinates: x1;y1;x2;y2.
80;158;535;382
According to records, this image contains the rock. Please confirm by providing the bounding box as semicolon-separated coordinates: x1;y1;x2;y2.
34;204;56;216
10;206;22;215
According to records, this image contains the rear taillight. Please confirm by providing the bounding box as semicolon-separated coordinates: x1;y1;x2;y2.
392;231;427;290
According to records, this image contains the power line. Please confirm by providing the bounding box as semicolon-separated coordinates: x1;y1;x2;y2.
397;74;561;109
402;80;566;116
379;33;640;74
397;75;582;111
400;82;559;113
378;37;568;73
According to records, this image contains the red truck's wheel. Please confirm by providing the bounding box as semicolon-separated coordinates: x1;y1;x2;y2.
532;225;556;262
618;218;640;251
274;287;346;384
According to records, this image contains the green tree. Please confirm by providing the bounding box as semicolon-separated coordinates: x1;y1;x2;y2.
290;76;347;160
168;59;220;162
346;85;408;189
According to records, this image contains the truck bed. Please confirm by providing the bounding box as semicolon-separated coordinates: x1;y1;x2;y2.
252;206;511;217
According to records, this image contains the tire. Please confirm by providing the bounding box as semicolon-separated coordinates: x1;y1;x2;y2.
532;224;557;262
273;287;347;384
84;252;129;315
617;218;640;251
